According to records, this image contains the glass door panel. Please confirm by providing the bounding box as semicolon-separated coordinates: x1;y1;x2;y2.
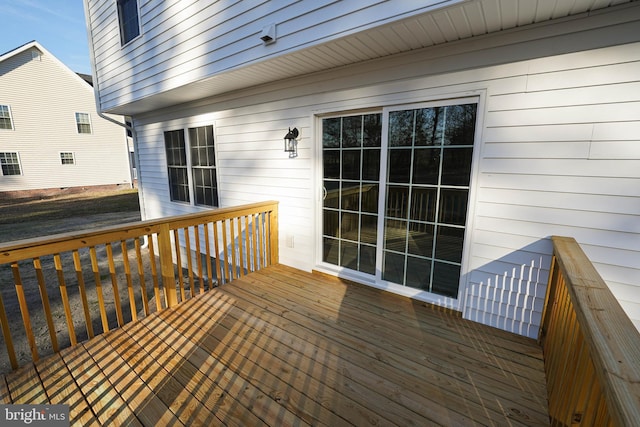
321;102;477;300
382;103;477;297
322;113;382;275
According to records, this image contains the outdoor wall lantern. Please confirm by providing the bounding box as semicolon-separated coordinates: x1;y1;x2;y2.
284;127;299;157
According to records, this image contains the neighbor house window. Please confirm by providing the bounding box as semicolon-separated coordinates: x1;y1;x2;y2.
0;105;13;129
75;113;92;134
117;0;140;45
0;152;21;175
60;152;75;165
164;125;219;207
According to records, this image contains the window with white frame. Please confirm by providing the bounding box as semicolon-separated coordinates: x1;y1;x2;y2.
117;0;140;45
321;101;478;299
0;152;21;175
164;129;190;203
0;105;13;130
75;113;92;134
60;152;75;165
164;125;219;207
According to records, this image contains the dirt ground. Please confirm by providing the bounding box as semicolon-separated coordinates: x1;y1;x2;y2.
0;187;153;374
0;187;141;243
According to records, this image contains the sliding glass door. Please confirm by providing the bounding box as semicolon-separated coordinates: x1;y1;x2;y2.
321;100;477;299
322;113;382;275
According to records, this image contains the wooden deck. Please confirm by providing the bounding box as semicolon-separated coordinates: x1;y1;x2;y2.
0;265;550;426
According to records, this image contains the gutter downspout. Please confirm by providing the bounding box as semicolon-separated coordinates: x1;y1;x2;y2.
83;0;147;219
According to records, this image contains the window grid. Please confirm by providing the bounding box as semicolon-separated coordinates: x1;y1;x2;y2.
117;0;140;45
382;104;477;297
0;105;13;130
189;125;218;207
164;130;190;203
75;113;91;134
322;113;382;275
60;152;75;165
0;152;21;175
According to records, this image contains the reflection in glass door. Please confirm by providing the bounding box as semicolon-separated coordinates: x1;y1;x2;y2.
321;102;477;299
383;104;476;297
322;113;382;274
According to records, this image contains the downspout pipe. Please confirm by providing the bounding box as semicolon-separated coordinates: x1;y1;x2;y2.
82;0;146;218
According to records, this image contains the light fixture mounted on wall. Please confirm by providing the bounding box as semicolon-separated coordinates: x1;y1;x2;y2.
284;127;299;157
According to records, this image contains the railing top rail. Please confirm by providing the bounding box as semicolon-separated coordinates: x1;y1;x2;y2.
551;236;640;426
0;200;279;265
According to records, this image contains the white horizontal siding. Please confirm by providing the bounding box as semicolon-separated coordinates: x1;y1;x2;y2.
132;19;640;337
86;0;469;110
0;46;130;192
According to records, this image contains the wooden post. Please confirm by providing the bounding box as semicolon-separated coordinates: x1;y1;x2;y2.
541;236;640;427
158;223;178;308
269;204;279;266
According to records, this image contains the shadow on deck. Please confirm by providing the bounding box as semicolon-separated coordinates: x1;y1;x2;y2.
1;264;549;426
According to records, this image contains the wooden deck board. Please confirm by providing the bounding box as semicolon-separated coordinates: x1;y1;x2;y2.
0;265;550;426
34;352;99;425
227;267;548;426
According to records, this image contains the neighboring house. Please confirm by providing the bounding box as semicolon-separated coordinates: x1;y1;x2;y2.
0;41;132;193
83;0;640;338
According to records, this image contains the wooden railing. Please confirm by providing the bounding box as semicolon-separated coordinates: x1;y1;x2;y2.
0;201;278;372
539;236;640;426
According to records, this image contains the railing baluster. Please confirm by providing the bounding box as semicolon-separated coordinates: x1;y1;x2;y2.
0;201;278;371
33;257;58;352
237;217;245;277
257;213;265;269
173;229;185;301
147;235;162;311
105;243;124;327
229;218;237;280
251;214;258;272
579;363;599;425
245;215;252;273
53;254;76;346
121;240;137;322
221;219;230;284
212;220;222;285
184;227;195;297
204;224;214;289
158;224;177;308
89;247;109;333
72;250;94;338
134;238;149;317
0;291;18;369
11;262;38;362
194;225;204;294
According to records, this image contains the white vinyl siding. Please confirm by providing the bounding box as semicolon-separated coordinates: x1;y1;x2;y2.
0;44;131;191
85;0;468;112
84;0;637;115
129;16;640;337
